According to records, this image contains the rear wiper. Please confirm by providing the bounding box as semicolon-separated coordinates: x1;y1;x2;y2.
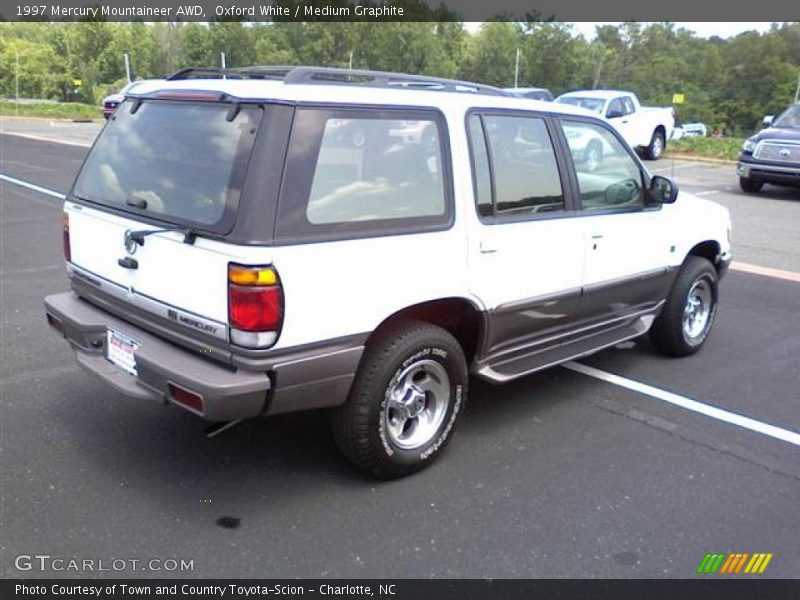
125;225;199;247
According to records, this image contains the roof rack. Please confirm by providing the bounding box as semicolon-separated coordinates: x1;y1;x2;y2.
167;66;511;97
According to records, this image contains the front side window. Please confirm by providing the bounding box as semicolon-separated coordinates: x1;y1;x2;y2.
561;120;644;212
278;108;449;240
72;100;260;232
468;114;565;220
607;98;625;118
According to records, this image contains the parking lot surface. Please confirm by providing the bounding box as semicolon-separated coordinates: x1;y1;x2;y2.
1;131;799;578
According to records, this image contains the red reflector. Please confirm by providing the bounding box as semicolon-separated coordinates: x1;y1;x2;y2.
228;285;282;332
46;313;63;333
168;383;204;414
63;213;71;262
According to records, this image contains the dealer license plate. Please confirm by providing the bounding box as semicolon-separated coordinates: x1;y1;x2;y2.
106;329;140;376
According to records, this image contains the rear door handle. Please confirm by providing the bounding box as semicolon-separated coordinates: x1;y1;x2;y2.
117;257;139;270
480;241;499;254
591;234;604;240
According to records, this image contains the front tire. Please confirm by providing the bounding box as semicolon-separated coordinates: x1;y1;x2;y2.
644;129;666;160
650;256;719;356
331;321;468;479
739;176;764;193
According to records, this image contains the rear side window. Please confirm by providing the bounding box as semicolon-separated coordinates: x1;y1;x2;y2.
72;100;260;233
277;107;451;241
468;113;565;220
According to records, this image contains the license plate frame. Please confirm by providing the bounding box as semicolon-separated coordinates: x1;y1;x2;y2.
105;329;140;376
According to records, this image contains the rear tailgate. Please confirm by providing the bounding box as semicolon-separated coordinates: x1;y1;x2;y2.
66;96;267;345
67;203;235;329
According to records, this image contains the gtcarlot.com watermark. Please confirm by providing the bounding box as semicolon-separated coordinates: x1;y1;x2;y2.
14;554;195;573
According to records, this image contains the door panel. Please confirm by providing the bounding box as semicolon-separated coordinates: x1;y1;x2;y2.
560;119;672;325
466;113;584;360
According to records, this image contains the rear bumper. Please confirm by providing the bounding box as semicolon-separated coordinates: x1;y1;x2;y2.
45;292;271;421
44;292;365;421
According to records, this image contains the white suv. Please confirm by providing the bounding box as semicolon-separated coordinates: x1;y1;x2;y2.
44;67;732;478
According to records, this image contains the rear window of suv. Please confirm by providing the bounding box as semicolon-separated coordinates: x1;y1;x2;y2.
72;100;261;233
277;107;452;242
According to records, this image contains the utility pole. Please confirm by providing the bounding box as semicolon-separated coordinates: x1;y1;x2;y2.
348;51;353;70
15;51;20;116
124;53;131;83
221;52;226;69
514;47;520;88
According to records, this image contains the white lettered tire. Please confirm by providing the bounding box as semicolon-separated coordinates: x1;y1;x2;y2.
331;321;468;479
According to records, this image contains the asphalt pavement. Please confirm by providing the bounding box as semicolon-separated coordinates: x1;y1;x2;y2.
1;130;798;579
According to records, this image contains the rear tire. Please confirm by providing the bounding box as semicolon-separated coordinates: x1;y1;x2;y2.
644;129;666;160
650;256;719;357
331;321;468;479
739;176;764;193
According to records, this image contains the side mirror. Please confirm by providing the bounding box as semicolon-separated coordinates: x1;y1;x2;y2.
762;115;774;128
648;175;678;205
606;109;623;119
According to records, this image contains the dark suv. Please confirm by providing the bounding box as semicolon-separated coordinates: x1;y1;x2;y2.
738;103;800;193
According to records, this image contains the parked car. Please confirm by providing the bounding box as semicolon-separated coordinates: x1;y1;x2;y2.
737;103;800;193
555;90;675;160
504;87;554;102
45;67;731;479
101;80;161;119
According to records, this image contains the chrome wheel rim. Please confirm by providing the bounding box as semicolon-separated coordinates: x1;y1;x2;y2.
683;279;712;342
384;359;450;450
652;136;663;158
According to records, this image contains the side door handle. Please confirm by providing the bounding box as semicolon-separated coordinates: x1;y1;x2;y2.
480;241;499;254
590;234;603;250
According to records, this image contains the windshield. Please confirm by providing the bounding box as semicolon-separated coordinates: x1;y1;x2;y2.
72;100;260;233
773;105;800;129
556;97;606;114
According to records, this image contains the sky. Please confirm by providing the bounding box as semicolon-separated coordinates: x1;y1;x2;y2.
464;22;782;39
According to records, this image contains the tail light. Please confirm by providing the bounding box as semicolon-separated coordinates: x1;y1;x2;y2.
228;264;283;348
62;212;71;262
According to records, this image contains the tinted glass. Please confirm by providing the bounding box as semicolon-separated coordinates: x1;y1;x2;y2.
467;116;493;217
557;96;605;114
305;116;446;224
774;105;800;129
607;98;624;117
73;101;260;231
622;97;635;115
482;115;564;217
561;120;644;211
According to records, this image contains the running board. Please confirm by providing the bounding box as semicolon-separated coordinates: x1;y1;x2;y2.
476;315;654;384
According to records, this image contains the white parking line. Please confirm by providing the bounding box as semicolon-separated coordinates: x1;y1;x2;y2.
693;190;720;196
563;361;800;447
1;131;93;148
649;163;697;174
0;173;65;200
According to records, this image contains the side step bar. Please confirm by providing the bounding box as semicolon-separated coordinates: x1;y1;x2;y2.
476;314;655;384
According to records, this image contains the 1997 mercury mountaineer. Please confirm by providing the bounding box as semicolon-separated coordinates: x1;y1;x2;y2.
44;67;732;478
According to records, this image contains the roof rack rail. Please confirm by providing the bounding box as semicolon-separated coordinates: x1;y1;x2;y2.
167;65;511;97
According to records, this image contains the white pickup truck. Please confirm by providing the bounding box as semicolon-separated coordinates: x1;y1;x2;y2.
555;90;675;160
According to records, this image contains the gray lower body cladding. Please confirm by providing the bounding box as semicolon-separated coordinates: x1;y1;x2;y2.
43;291;364;421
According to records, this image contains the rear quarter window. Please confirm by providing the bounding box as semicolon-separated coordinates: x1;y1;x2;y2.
276;107;452;242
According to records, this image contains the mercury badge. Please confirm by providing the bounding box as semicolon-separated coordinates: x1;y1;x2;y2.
124;229;138;255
